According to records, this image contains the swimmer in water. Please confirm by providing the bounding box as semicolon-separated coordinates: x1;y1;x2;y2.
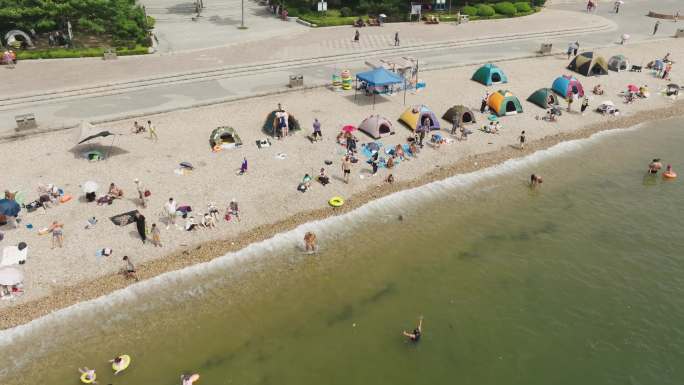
109;356;126;375
648;158;662;174
402;316;423;342
78;367;97;383
182;373;200;385
530;174;543;187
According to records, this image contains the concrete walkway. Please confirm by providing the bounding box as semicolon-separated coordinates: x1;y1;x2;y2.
0;0;680;135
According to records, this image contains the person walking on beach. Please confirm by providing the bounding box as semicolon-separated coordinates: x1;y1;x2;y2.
480;92;489;113
239;157;248;175
580;96;589;115
353;30;360;43
370;152;379;175
304;232;317;252
394;31;400;46
675;11;679;23
148;120;158;141
49;220;64;249
165;197;177;229
614;1;620;14
573;41;579;56
134;178;148;208
134;212;147;244
342;155;352;183
566;43;574;60
122;256;139;281
451;115;460;136
229;199;241;222
312;118;322;141
151;223;162;247
519;130;526;150
653;20;660;35
402;316;423;342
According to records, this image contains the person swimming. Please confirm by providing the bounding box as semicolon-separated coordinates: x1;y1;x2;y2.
648;158;663;174
402;316;423;342
530;174;543;187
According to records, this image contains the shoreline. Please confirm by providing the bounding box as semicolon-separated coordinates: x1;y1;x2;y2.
2;101;682;330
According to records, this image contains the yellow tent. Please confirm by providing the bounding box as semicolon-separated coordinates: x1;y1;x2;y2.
398;105;440;131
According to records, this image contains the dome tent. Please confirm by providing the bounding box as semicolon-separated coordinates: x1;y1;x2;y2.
442;105;476;124
551;75;585;98
568;52;609;77
487;90;523;116
399;105;440;131
209;126;242;149
358;115;395;139
262;110;301;137
608;55;630;72
527;88;559;109
471;64;508;86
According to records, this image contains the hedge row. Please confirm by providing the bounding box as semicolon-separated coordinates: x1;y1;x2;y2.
463;1;534;17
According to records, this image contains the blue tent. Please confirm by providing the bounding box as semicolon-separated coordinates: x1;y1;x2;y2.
355;68;405;107
356;67;404;86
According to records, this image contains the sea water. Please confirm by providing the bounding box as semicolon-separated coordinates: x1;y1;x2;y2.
2;118;684;385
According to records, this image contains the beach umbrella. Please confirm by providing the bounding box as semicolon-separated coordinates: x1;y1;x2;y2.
627;84;639;92
0;199;20;217
0;267;23;285
82;181;98;193
342;125;357;133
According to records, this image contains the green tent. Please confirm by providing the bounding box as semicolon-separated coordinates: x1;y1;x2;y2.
568;52;609;76
471;64;508;86
527;88;559;109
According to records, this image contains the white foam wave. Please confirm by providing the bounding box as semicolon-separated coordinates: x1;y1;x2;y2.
0;125;640;371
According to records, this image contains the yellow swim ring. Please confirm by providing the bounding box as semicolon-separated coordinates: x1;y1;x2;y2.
112;355;131;373
80;372;96;384
329;197;344;207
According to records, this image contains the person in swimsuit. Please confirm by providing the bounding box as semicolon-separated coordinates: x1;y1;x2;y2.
530;174;543;187
110;356;127;375
78;367;96;383
342;156;352;184
403;316;423;342
304;232;317;252
49;221;64;249
648;158;663;174
519;130;526;150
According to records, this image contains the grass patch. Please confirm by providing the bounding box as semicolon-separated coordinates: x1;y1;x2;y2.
16;46;149;60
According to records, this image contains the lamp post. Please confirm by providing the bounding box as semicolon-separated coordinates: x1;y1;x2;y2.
238;0;248;29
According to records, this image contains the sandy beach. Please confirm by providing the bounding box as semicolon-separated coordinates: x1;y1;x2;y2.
1;38;682;329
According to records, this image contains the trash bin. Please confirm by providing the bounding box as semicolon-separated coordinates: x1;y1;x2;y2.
539;43;552;54
676;29;684;38
289;74;304;87
15;114;37;131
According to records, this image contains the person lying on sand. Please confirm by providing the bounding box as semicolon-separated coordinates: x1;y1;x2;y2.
108;183;124;199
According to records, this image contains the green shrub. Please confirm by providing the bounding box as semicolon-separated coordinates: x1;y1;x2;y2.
493;2;517;16
514;2;532;12
339;7;352;17
15;45;149;60
476;4;495;17
462;5;478;16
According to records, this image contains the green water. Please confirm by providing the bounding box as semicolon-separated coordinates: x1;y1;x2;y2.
2;120;684;385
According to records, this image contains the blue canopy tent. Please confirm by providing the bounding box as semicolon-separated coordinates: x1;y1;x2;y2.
355;67;405;107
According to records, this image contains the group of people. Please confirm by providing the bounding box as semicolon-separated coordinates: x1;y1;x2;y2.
647;158;677;178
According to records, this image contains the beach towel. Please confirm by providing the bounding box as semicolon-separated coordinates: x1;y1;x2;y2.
1;246;27;266
361;142;383;159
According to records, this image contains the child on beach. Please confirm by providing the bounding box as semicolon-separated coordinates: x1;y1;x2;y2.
122;256;139;281
151;223;162;247
519;131;526;150
165;198;177;229
342;156;352;183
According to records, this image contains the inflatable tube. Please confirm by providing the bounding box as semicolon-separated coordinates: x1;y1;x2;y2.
113;355;131;373
212;145;222;152
80;372;96;384
59;194;73;203
328;197;344;207
663;171;677;179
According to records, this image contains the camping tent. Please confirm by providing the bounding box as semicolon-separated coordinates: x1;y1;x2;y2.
487;90;523;116
568;52;609;76
442;105;476;124
552;75;585;98
358;115;395;139
472;64;508;86
209;126;242;149
527;88;559;109
608;55;630;72
262;110;301;137
399;105;440;131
